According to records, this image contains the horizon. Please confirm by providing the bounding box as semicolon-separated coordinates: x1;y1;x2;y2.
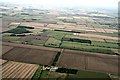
0;0;119;9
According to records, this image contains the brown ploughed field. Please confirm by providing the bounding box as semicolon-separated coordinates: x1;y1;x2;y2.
2;45;14;55
2;42;61;52
57;49;119;75
86;56;119;74
2;47;57;65
57;50;86;70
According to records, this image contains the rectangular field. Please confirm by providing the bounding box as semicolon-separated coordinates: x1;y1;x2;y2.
57;50;85;70
86;56;119;74
57;49;119;75
2;45;14;55
2;47;57;65
45;37;61;47
20;34;49;44
2;61;39;78
60;41;115;54
66;70;110;79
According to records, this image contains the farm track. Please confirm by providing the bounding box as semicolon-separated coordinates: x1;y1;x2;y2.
2;61;39;78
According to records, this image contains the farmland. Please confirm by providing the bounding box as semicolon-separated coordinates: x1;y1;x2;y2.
60;41;115;54
1;3;119;79
2;61;39;78
2;47;57;65
45;37;61;48
57;49;119;74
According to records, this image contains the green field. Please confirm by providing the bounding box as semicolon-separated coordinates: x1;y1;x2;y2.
26;41;44;46
45;37;61;47
60;41;115;54
43;30;72;40
2;36;21;42
47;71;67;79
92;41;118;49
66;70;110;79
40;70;49;79
47;70;110;80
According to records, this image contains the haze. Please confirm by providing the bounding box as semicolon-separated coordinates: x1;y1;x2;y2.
0;0;119;9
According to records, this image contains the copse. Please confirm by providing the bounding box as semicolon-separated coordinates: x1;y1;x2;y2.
63;37;92;45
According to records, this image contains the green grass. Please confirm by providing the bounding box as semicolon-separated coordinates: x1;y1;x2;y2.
67;70;110;79
43;30;72;40
47;71;67;79
92;41;118;49
26;42;44;46
40;70;49;79
60;41;115;54
2;36;21;42
105;39;118;43
32;66;43;79
64;35;118;49
45;37;61;47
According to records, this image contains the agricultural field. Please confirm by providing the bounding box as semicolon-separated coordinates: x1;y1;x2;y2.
2;47;58;65
2;61;39;78
57;50;86;70
43;29;72;40
46;69;110;80
66;70;110;79
20;34;49;45
60;41;115;54
2;36;21;42
1;3;119;79
74;33;118;40
2;45;14;55
45;37;61;48
47;71;67;79
86;56;119;74
57;49;119;75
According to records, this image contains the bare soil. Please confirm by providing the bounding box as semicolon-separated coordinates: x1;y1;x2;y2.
2;47;57;65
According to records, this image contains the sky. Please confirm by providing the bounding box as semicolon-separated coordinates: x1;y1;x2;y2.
0;0;119;8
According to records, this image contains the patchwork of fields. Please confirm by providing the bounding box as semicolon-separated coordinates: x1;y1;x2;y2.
1;21;119;79
1;5;119;79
